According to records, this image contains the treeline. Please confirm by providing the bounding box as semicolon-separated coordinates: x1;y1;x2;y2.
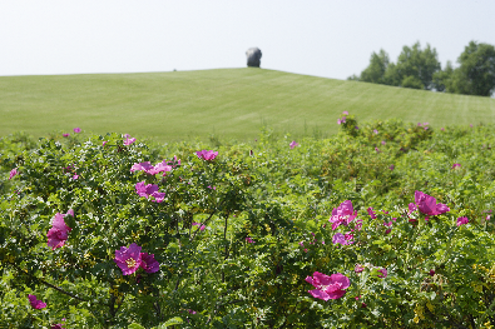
349;41;495;97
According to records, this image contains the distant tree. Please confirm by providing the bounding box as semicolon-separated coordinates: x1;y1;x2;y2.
432;61;455;92
359;49;390;84
351;43;441;90
454;41;495;96
392;42;441;90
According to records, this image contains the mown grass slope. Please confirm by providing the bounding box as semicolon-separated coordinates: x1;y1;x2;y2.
1;68;494;142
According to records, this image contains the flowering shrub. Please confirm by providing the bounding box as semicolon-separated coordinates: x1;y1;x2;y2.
1;117;495;328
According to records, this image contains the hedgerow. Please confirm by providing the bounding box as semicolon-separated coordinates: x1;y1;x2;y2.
1;115;495;328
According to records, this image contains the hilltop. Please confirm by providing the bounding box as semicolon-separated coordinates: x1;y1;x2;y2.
1;68;494;142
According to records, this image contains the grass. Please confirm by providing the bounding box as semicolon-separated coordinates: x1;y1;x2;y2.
1;68;495;142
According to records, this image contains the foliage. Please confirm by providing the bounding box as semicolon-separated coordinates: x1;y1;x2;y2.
352;42;441;90
2;114;495;328
434;41;495;97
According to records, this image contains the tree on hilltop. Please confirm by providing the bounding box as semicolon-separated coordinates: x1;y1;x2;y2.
434;41;495;97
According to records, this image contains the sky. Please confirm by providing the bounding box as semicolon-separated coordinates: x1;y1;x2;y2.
1;0;495;80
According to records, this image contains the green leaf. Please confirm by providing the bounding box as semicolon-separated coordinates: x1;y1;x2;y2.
155;317;184;328
128;324;146;329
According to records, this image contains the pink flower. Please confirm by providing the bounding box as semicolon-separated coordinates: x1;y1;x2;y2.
342;111;349;115
290;141;299;149
385;228;392;234
102;141;108;146
332;233;348;245
28;294;47;309
452;163;461;169
47;212;73;250
188;309;197;314
337;119;342;125
305;272;350;301
130;162;155;174
487;215;491;221
140;252;160;273
408;203;417;214
299;241;304;247
355;264;364;273
51;324;66;329
245;237;255;243
196;150;218;161
367;207;377;219
150;162;174;175
354;219;363;231
63;133;70;137
377;268;387;278
329;200;357;230
124;133;131;138
192;222;206;231
114;243;142;275
441;127;445;131
9;168;18;180
375;147;380;153
383;221;393;227
389;164;395;170
373;129;378;135
456;217;469;226
73;127;81;133
124;137;136;145
72;174;79;180
414;191;450;217
135;182;165;203
381;140;386;145
207;185;216;190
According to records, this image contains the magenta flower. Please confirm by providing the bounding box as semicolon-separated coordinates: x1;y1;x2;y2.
441;127;445;131
373;129;378;135
375;147;380;153
377;268;387;278
385;228;392;234
124;137;136;145
73;127;81;133
305;272;350;301
290;141;299;149
114;243;142;275
456;217;469;226
192;222;206;231
102;141;108;146
487;215;491;221
9;168;18;180
140;252;160;273
28;294;47;309
355;264;364;273
389;164;395;170
245;237;255;243
135;182;165;203
342;111;349;115
337;119;342;125
408;203;417;214
188;309;197;315
150;162;173;175
381;140;386;145
196;150;218;161
429;269;435;276
367;207;377;219
329;200;357;230
62;133;69;137
332;233;347;245
47;212;73;250
383;221;393;227
130;162;155;174
207;185;216;190
355;126;359;130
452;163;461;169
51;324;66;329
414;191;450;217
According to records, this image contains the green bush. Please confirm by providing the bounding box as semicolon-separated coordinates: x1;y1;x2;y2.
1;116;495;328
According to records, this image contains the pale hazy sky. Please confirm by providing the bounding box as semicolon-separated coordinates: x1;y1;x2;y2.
1;0;494;80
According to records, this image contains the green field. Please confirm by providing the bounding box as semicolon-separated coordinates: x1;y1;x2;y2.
1;68;494;142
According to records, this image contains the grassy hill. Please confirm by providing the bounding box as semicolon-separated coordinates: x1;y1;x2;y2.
1;68;494;142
